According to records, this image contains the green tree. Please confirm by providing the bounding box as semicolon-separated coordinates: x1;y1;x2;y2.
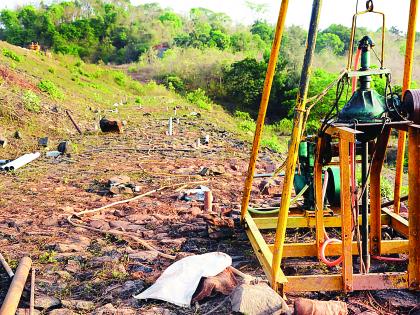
316;32;344;55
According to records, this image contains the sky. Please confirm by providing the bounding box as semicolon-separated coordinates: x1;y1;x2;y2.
1;0;419;32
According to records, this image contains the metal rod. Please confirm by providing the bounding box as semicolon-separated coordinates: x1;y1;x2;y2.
361;141;370;272
240;0;290;221
0;256;32;315
381;195;408;208
272;0;323;291
30;268;35;315
65;110;83;135
0;253;14;278
394;0;418;214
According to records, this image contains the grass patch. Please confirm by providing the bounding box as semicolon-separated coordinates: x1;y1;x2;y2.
38;80;64;99
2;48;23;62
186;88;212;111
22;90;41;113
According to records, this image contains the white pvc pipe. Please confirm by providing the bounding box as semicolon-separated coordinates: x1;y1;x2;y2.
168;117;173;136
1;152;40;171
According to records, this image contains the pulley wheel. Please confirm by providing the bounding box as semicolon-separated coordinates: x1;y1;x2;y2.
403;89;420;124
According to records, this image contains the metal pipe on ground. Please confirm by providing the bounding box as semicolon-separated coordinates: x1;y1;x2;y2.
0;256;32;315
0;253;14;277
1;152;40;171
204;190;213;212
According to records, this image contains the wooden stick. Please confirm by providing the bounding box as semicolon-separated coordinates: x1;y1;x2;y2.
0;253;14;278
30;268;35;315
65;110;83;135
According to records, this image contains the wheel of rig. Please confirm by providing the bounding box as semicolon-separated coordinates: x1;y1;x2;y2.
403;89;420;124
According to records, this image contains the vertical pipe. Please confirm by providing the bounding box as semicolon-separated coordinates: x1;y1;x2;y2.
0;257;32;315
168;117;173;136
240;0;290;221
361;141;370;272
272;0;323;291
394;0;418;214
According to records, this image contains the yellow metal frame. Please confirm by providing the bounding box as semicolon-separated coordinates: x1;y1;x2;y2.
240;0;419;294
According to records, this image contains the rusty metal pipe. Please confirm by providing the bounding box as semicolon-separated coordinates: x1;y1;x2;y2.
0;256;32;315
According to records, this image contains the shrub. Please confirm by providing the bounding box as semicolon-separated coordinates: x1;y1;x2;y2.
2;48;23;62
113;71;127;86
38;80;64;99
381;177;394;200
234;110;253;121
238;120;256;132
22;90;41;112
186;88;212;110
163;75;185;93
273;118;293;135
261;136;285;152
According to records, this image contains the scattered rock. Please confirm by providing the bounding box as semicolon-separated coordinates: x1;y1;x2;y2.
258;179;276;195
38;137;49;147
0;135;7;148
48;309;75;315
62;299;95;311
65;259;81;273
373;290;419;310
90;220;110;230
193;267;238;302
92;303;117;315
14;130;22;139
16;309;40;315
294;298;347;315
34;295;61;310
57;141;71;154
109;220;132;230
108;175;131;186
230;283;290;315
55;243;84;253
142;307;176;315
99;118;123;133
113;280;145;299
128;251;159;263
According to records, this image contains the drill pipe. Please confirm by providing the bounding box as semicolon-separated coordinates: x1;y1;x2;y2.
0;256;32;315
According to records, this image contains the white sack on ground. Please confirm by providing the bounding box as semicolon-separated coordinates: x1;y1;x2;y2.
134;252;232;307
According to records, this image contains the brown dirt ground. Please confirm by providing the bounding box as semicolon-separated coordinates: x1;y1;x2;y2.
0;115;418;314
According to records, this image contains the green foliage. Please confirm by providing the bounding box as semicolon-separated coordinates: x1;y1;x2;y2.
261;136;284;152
250;21;274;42
186;88;212;110
38;80;64;99
320;24;351;54
316;33;344;55
162;75;185;93
381;177;394;199
273;118;293;135
113;71;126;86
22;90;41;112
2;48;23;62
39;251;58;264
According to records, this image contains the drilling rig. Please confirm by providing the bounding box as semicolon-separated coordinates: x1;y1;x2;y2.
240;0;420;294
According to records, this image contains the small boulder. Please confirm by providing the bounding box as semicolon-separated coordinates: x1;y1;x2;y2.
230;283;289;315
62;300;95;311
48;309;76;315
34;295;61;310
38;137;49;147
128;251;159;263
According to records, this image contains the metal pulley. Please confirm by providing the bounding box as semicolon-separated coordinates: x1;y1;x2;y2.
403;89;420;124
366;0;374;12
